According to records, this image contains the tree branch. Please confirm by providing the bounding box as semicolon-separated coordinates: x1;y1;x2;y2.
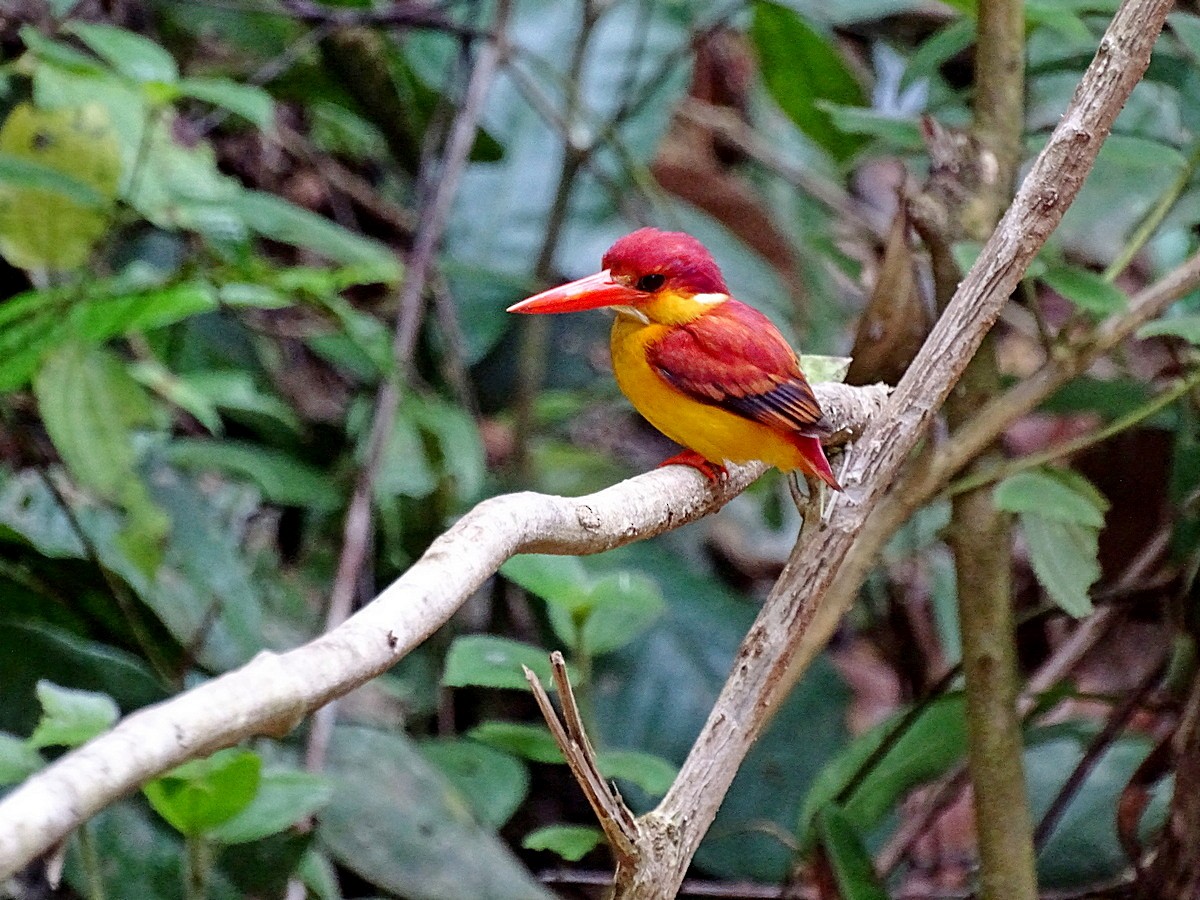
609;2;1172;895
0;384;885;879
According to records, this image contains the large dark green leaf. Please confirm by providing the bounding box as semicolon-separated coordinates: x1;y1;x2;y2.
0;617;164;737
63;800;242;900
751;2;867;162
592;541;851;880
799;695;968;846
165;439;340;511
1027;728;1168;887
419;738;530;830
319;726;555;900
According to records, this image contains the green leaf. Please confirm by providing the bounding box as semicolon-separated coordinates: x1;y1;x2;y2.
818;105;925;152
296;848;342;900
66;22;179;84
1041;264;1128;317
799;695;967;845
501;555;592;612
177;77;274;130
0;151;108;206
442;635;552;691
143;748;263;836
175;369;301;435
467;721;564;764
521;825;603;862
816;807;888;900
129;359;222;434
750;1;867;162
0;614;165;739
592;543;852;882
0;733;44;785
166;439;341;510
1027;729;1168;886
420;738;530;829
61;800;243;900
226;191;399;271
579;571;665;656
206;769;334;845
319;726;556;899
1021;513;1100;617
34;342;169;574
1169;11;1200;64
0;102;120;270
1138;314;1200;344
35;342;150;499
595;749;677;798
994;468;1109;527
28;680;119;749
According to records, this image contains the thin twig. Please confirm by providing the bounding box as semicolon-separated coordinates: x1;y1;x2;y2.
305;0;510;773
1032;657;1167;851
524;653;639;863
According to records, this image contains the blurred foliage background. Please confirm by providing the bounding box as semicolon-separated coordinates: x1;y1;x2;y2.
2;0;1200;897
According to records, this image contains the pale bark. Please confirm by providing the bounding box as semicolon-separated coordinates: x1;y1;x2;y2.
0;387;884;880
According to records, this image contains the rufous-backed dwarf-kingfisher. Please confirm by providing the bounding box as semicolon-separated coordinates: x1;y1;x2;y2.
507;227;841;491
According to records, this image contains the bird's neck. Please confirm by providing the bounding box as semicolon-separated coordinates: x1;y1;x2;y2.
613;291;730;326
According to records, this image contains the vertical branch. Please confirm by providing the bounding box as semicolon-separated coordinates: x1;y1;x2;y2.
511;0;603;480
949;1;1038;897
305;3;510;772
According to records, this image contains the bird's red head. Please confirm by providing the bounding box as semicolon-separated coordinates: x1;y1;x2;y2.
507;227;729;316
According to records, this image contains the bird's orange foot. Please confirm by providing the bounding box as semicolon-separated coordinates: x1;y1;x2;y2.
658;449;727;484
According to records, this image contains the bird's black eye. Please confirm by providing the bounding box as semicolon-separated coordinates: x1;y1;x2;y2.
636;273;666;292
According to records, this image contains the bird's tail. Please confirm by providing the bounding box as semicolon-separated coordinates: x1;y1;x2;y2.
791;435;842;491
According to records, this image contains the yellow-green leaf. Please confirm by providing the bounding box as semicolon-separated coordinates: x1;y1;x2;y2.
0;102;120;270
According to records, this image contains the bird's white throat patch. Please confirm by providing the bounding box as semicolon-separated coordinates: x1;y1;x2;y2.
614;305;650;324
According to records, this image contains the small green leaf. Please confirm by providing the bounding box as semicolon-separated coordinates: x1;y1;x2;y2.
1021;513;1100;617
521;825;604;862
0;733;44;785
227;191;399;271
177;77;274;130
1041;264;1128;317
502;556;592;649
420;738;529;829
816;806;889;900
1169;11;1200;63
800;355;853;385
580;572;665;656
1137;315;1200;344
442;636;552;691
66;23;179;84
994;469;1109;527
28;680;119;749
206;769;333;844
818;105;924;152
751;1;867;162
595;749;677;798
466;721;564;764
143;748;262;836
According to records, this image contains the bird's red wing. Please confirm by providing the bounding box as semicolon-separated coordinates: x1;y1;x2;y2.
646;301;832;437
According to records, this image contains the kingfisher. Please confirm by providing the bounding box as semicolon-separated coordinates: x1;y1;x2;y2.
508;228;840;491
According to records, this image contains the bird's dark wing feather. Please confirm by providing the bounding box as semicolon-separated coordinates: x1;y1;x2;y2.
646;301;831;437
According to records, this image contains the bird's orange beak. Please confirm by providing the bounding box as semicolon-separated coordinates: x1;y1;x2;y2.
507;270;642;314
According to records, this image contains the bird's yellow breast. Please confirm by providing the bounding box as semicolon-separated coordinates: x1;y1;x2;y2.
609;311;806;471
